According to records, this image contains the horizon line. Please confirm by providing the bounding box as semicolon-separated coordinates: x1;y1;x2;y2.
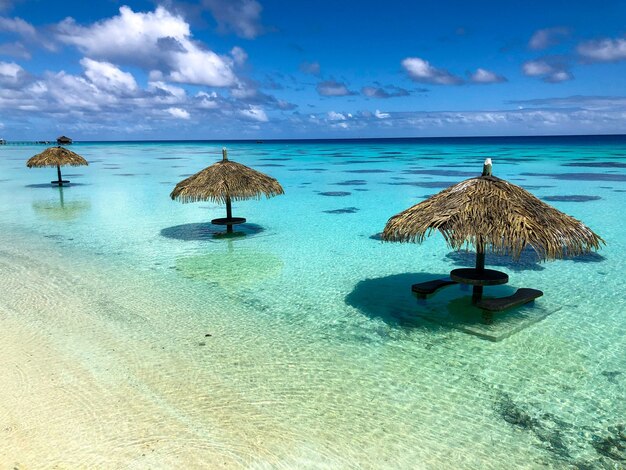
3;133;626;144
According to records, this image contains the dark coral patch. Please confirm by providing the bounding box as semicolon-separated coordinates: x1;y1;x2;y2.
542;195;602;202
402;169;478;177
323;207;359;214
522;172;626;182
319;191;351;196
562;162;626;168
386;181;454;188
334;180;367;186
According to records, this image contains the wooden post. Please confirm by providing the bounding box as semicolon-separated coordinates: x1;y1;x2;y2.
472;246;485;304
225;196;233;233
223;148;234;232
473;158;492;304
56;164;63;186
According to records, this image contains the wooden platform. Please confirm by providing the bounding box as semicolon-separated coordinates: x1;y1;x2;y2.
412;278;457;298
450;268;509;286
476;288;543;312
211;217;246;226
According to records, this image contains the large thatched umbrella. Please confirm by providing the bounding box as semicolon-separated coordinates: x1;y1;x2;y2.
170;148;284;233
382;159;604;304
26;146;88;186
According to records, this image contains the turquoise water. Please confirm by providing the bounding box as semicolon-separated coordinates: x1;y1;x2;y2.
0;137;625;468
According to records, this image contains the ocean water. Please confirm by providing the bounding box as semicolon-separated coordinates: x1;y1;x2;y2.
0;136;624;468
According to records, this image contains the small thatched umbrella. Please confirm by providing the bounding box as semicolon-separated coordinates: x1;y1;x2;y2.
170;148;284;233
57;135;72;145
382;159;604;304
26;146;88;186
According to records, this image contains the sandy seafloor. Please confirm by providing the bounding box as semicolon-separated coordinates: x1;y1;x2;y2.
0;137;624;469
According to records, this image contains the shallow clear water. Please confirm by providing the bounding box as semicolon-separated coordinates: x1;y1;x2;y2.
0;137;625;468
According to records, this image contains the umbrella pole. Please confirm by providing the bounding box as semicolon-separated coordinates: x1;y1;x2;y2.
225;196;233;233
472;248;485;304
56;164;63;186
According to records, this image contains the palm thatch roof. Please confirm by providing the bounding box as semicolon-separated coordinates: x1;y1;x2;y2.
170;148;284;204
382;159;603;260
26;146;88;168
57;135;72;144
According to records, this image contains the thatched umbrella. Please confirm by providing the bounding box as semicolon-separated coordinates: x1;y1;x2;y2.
170;148;284;233
26;146;88;186
382;159;604;303
57;135;72;145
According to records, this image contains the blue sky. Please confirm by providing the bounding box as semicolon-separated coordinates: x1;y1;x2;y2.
1;0;625;140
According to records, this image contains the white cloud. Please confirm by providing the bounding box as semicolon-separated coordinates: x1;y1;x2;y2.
0;60;22;78
80;58;138;95
0;41;30;58
239;105;268;121
56;6;237;87
0;16;35;37
201;0;264;39
362;85;410;98
469;68;507;84
528;27;569;50
374;109;390;119
166;107;190;119
316;80;355;97
327;111;346;121
577;37;626;62
0;60;25;86
522;60;572;83
401;57;462;85
146;81;188;106
230;46;248;66
196;91;220;109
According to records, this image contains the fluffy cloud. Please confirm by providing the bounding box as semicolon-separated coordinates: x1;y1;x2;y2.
316;80;356;97
230;46;248;66
522;60;572;83
166;107;190;119
55;6;237;87
469;68;507;84
0;60;26;86
577;37;626;62
202;0;264;39
401;57;462;85
362;85;410;98
327;111;348;121
239;105;268;121
374;109;390;119
528;27;569;50
0;16;35;37
80;58;138;95
0;41;30;58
